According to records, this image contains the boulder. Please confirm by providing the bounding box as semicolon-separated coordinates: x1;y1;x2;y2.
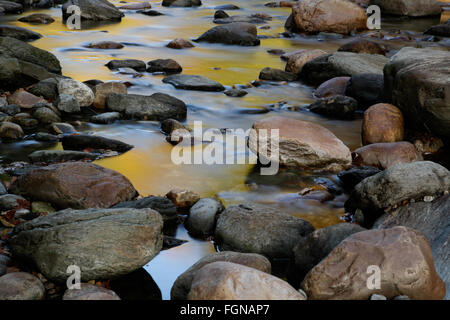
86;41;124;49
29;150;98;163
118;2;152;10
55;94;80;113
32;107;60;124
105;59;146;71
301;227;446;300
300;52;388;86
10;162;138;209
61;134;133;153
7;89;46;109
290;223;366;286
166;38;194;49
215;203;314;259
259;67;296;82
166;189;200;210
353;142;423;170
18;13;55;24
194;22;260;46
345;73;384;108
188;261;305;300
162;0;201;7
309;95;357;119
374;195;450;299
362;103;404;145
214;14;271;25
314;77;350;98
0;25;41;41
0;272;45;300
383;47;450;139
147;59;182;74
338;39;386;55
106;93;187;121
0;1;23;14
371;0;441;17
345;161;450;225
290;0;367;35
0;121;24;140
62;0;124;21
63;283;120;300
0;104;20;116
248;116;352;172
50;122;76;135
93;82;127;109
91;112;121;124
28;78;59;101
9;207;163;282
185;198;224;237
57;78;94;107
171;251;271;300
285;49;327;74
162;74;225;92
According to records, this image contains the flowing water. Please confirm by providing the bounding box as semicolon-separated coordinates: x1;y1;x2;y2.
0;0;442;299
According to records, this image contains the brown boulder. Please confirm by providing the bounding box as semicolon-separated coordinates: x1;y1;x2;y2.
10;162;138;209
188;261;306;300
314;77;350;98
291;0;367;35
353;142;423;169
362;103;404;145
7;89;46;109
338;39;387;55
302;227;446;300
93;82;127;109
285;49;327;74
167;38;195;49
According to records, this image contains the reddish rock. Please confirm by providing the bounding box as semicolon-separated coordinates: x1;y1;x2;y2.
7;89;46;109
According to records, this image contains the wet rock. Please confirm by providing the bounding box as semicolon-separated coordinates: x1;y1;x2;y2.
383;47;450;139
314;77;350;98
62;134;133;153
345;161;450;226
214;10;229;19
290;0;367;35
163;74;225;92
63;283;120;300
259;67;297;82
139;9;164;16
33;132;58;143
194;22;260;46
57;78;94;107
62;0;124;21
337;166;381;190
105;59;146;71
249;116;352;172
345;73;384;109
0;272;45;300
214;14;272;25
10;162;138;209
166;189;200;210
338;39;386;55
0;104;20;116
362;103;404;145
160;118;189;135
118;2;152;10
371;0;441;17
166;38;194;49
28;78;59;101
301;227;446;300
171;251;271;300
0;121;24;141
86;41;124;49
188;261;305;300
106;92;187;121
353;142;423;170
0;1;23;14
32;107;61;125
0;194;27;211
224;88;247;97
7;89;46;109
18;13;55;24
50;122;76;135
300;52;388;86
162;0;201;7
0;25;41;41
289;223;366;286
93;82;127;109
215;203;314;259
11;113;38;129
424;20;450;37
147;59;182;74
55;94;80;113
29;150;98;163
374;194;450;299
117;67;142;77
285;49;327;74
10;207;163;282
185;198;224;237
91;111;121;124
309;95;357;119
110;268;162;300
0;254;9;276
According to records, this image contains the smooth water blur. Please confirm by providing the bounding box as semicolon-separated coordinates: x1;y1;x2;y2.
0;0;442;299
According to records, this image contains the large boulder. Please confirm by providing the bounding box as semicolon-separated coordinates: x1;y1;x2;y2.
58;78;94;107
171;251;271;300
9;207;163;282
371;0;441;17
301;52;388;86
185;197;224;237
10;162;138;209
0;1;23;14
285;49;327;74
162;74;225;92
106;93;186;121
0;272;45;300
352;142;423;170
194;22;260;46
61;134;133;153
314;76;350;98
62;0;124;21
345;73;384;108
289;0;367;35
374;195;450;299
301;227;446;300
188;261;305;300
248;116;352;172
0;25;41;41
383;47;450;139
345;161;450;226
362;103;404;145
215;203;314;259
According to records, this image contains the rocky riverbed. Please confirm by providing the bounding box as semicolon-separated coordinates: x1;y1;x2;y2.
0;0;449;300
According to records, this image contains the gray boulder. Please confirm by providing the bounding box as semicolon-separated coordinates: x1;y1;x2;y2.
194;22;260;46
0;1;23;14
309;95;357;119
259;67;297;82
9;207;163;282
62;0;124;21
162;74;225;92
345;73;384;109
61;134;133;153
185;198;224;237
55;94;80;113
28;150;98;163
0;25;41;41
